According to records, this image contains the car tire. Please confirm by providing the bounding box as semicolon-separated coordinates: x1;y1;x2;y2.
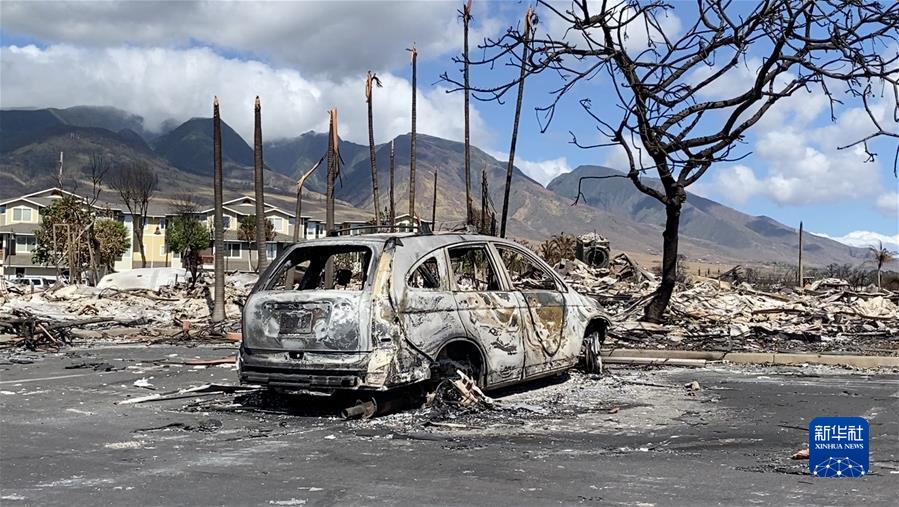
582;329;604;374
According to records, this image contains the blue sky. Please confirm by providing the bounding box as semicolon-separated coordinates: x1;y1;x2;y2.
1;0;896;249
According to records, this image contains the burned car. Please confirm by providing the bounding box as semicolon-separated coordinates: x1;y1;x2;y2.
239;233;609;394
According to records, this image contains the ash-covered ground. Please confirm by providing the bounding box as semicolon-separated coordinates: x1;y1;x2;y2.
2;343;897;505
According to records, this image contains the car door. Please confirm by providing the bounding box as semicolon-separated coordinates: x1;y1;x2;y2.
495;244;570;378
447;243;525;387
399;252;466;357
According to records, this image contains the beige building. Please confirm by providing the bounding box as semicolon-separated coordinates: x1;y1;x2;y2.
1;188;428;279
0;189;331;278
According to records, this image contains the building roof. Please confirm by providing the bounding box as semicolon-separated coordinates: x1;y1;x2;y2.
3;254;38;267
0;223;39;234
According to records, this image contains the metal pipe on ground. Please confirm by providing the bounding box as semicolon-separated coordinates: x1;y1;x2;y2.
342;399;377;419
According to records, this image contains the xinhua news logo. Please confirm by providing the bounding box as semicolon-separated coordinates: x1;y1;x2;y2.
809;417;869;477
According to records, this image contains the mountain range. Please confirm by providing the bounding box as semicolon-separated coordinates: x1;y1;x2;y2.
0;105;872;267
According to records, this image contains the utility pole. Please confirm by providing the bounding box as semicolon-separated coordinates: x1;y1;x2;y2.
499;6;535;238
253;96;268;272
212;97;225;324
798;221;804;288
408;44;418;219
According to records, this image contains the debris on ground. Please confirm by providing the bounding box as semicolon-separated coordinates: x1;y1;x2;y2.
551;255;899;355
0;269;255;349
117;383;259;405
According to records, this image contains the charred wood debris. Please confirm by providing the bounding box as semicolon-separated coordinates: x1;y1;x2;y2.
1;235;897;355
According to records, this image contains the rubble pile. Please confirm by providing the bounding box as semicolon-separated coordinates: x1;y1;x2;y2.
0;270;256;349
553;257;899;354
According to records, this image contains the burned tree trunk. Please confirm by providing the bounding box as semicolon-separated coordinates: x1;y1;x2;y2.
326;109;337;237
325;108;338;288
499;6;534;238
365;72;382;226
463;0;473;225
643;196;683;322
389;139;396;225
212;97;225;323
431;171;437;229
293;157;323;242
253;96;268;272
408;45;418;218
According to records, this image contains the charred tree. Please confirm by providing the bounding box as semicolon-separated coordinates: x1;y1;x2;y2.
499;6;535;238
109;161;157;269
253;96;268;272
408;45;418;218
366;72;383;226
325;108;339;288
293;157;324;242
212;97;225;324
431;170;438;229
443;0;899;322
389;139;396;225
462;0;474;225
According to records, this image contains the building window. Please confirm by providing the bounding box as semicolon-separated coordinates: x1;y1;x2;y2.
266;243;278;260
270;217;283;232
226;243;241;259
158;218;167;230
306;223;317;238
222;216;232;229
15;235;37;253
12;207;33;222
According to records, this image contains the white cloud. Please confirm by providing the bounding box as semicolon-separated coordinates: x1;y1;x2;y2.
0;44;489;145
0;0;502;79
813;230;899;253
486;149;572;185
540;1;681;54
875;191;898;217
515;156;572;185
704;120;884;206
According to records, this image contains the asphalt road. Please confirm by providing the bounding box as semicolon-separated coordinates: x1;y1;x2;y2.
1;344;897;506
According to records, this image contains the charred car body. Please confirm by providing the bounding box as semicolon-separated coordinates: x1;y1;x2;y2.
239;233;608;393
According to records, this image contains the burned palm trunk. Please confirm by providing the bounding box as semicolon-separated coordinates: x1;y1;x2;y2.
480;166;488;234
798;221;804;288
463;0;473;225
499;6;534;239
293;157;324;242
389;140;396;226
431;171;438;229
365;72;382;226
212;97;225;323
325;109;339;287
254;96;268;272
408;45;418;218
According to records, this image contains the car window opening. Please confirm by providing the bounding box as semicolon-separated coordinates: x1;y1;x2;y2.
265;245;373;291
408;256;441;289
448;245;500;292
498;246;558;291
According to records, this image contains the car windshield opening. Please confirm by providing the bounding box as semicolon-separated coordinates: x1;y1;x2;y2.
264;244;373;291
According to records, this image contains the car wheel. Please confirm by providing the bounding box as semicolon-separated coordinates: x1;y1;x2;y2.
582;329;604;374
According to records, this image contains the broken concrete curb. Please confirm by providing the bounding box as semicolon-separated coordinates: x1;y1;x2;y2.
601;348;899;369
